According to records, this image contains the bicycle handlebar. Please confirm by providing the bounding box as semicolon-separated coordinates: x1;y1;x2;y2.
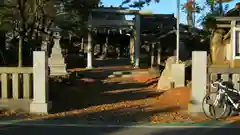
211;80;226;89
211;80;240;95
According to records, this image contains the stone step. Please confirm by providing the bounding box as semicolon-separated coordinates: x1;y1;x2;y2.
108;70;151;78
108;74;145;78
112;70;149;75
49;64;66;67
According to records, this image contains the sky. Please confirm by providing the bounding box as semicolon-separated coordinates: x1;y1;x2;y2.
101;0;239;26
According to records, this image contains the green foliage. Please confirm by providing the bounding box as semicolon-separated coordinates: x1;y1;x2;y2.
0;0;57;40
120;0;160;9
0;0;60;66
0;1;16;31
198;1;229;31
55;0;100;37
181;2;203;14
207;0;215;6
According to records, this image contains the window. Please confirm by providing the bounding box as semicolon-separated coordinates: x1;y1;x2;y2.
233;27;240;59
236;30;240;56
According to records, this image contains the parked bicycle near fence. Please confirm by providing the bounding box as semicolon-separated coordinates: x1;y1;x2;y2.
202;79;240;120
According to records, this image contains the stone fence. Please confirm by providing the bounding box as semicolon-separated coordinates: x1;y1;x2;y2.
0;51;51;113
189;51;240;113
208;66;240;92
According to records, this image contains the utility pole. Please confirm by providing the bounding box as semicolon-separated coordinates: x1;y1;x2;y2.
193;0;195;27
176;0;180;63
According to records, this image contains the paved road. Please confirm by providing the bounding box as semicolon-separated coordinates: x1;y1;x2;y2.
0;123;239;135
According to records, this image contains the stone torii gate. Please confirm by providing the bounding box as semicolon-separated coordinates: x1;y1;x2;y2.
86;8;152;69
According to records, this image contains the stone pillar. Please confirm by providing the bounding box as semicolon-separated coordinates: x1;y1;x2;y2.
48;32;67;76
86;31;93;69
30;51;52;113
86;13;93;69
157;45;161;65
188;51;207;113
151;43;155;68
134;14;140;68
171;63;185;87
130;35;135;64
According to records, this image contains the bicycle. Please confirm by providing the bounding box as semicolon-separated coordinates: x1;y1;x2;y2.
202;80;240;120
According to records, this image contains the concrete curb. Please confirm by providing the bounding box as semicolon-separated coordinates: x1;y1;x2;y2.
0;119;232;127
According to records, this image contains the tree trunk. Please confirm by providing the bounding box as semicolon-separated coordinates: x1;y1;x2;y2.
130;35;135;64
18;0;24;67
186;0;194;28
210;5;214;12
157;44;161;65
187;9;193;27
69;34;72;46
18;36;23;67
80;37;84;52
219;1;223;15
101;36;108;58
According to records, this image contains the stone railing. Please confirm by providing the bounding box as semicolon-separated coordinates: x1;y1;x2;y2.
189;51;240;114
0;67;33;99
207;66;240;92
0;67;33;112
0;51;51;113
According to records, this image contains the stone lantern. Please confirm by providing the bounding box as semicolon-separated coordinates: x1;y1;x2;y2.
48;26;67;76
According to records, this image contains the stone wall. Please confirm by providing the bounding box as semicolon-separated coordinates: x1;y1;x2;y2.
0;51;51;113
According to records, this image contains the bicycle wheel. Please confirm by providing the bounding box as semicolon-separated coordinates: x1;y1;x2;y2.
202;92;231;120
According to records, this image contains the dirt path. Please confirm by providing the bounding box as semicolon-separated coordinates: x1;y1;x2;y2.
37;73;207;123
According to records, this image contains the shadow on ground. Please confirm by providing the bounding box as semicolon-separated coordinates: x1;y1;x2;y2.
44;68;189;125
70;68;131;80
66;56;131;69
49;72;161;113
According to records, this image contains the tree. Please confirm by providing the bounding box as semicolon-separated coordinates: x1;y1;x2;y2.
0;0;100;67
198;0;230;31
0;0;58;67
196;0;232;64
55;0;100;38
182;0;202;27
120;0;160;9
